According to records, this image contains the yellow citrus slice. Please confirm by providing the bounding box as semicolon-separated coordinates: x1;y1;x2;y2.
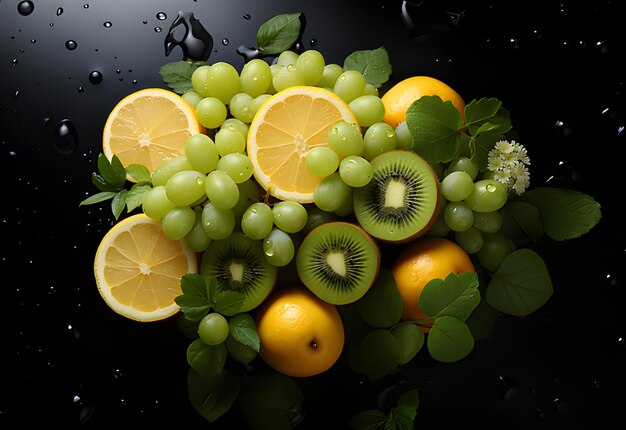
94;214;197;322
247;86;359;203
102;88;202;177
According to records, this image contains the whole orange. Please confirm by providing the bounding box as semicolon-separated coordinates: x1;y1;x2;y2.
255;287;345;377
381;76;465;128
391;237;474;327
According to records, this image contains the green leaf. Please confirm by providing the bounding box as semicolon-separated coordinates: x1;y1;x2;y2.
343;47;392;88
486;248;553;316
405;95;465;164
79;191;117;206
213;290;245;316
508;201;544;242
228;313;260;353
390;407;414;430
159;60;205;94
91;172;119;192
396;389;419;409
97;153;124;189
187;339;227;378
465;298;502;341
111;190;127;220
354;329;400;381
125;183;151;212
256;13;301;55
465;98;501;133
427;316;474;363
175;274;212;320
419;272;481;321
188;369;240;422
471;131;505;171
356;267;403;328
349;409;389;430
521;187;602;241
125;164;151;183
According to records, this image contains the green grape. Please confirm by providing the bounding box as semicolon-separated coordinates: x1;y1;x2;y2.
217;152;253;183
444;201;474;232
473;210;503;233
481;170;496;180
304;146;339;177
205;170;239;209
181;91;204;108
349;95;385;127
454;226;484;254
229;92;254;124
363;122;397;161
151;155;192;187
441;171;474;202
201;202;235;240
185;134;219;174
313;172;352;212
185;207;211;252
318;64;344;89
225;335;257;364
250;94;272;116
221;118;249;139
339;155;373;187
241;202;274;240
295;49;325;85
206;62;241;104
276;50;299;65
263;228;295;267
363;83;379;96
272;64;306;92
328;121;365;156
302;206;338;235
464;179;508;212
162;206;196;240
198;312;230;345
215;127;246;156
390;322;425;364
476;232;516;272
231;179;264;226
191;65;212;97
447;156;479;181
333;70;366;103
272;201;308;233
240;59;272;97
395;121;414;150
165;170;206;206
196;96;227;129
141;185;175;219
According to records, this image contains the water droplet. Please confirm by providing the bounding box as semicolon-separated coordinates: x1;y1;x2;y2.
17;1;34;16
103;21;112;28
14;90;20;98
52;119;79;154
12;59;18;65
49;22;54;27
509;37;520;49
9;150;17;157
164;11;214;62
83;4;90;9
243;13;251;20
30;38;36;43
113;369;122;379
486;184;496;192
88;71;103;85
73;395;81;403
132;79;137;85
156;12;167;21
115;69;121;74
154;27;162;33
77;86;84;93
309;38;318;47
65;40;78;50
142;20;148;25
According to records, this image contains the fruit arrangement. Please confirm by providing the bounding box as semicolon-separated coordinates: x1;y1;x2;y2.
80;13;602;429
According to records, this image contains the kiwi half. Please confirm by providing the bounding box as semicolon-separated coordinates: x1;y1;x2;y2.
353;150;439;243
200;232;277;312
296;222;380;305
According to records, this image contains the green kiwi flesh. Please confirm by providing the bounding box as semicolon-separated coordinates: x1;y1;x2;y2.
353;150;439;242
200;232;277;312
296;222;380;305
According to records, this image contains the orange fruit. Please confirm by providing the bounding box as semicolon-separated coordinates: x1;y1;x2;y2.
381;76;465;128
255;287;345;377
102;88;202;178
247;86;359;203
391;237;474;329
93;214;197;322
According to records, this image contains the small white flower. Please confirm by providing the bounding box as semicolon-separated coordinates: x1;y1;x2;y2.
511;163;529;180
495;140;515;154
486;139;531;195
488;156;505;171
512;176;530;195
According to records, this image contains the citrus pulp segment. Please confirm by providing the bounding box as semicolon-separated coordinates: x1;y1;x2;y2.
102;88;202;177
247;86;359;203
93;214;197;322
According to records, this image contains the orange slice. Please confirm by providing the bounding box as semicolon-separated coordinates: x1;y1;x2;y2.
93;214;197;322
247;86;359;203
102;88;202;177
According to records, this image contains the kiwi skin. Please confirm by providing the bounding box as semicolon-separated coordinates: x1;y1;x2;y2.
354;150;441;244
297;221;381;305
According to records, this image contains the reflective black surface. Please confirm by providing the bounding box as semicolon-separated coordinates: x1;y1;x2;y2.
2;0;624;428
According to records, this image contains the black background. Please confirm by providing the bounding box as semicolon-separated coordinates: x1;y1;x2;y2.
1;0;624;428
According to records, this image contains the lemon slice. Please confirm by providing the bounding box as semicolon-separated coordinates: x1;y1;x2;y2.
102;88;202;176
247;86;359;203
93;214;197;322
